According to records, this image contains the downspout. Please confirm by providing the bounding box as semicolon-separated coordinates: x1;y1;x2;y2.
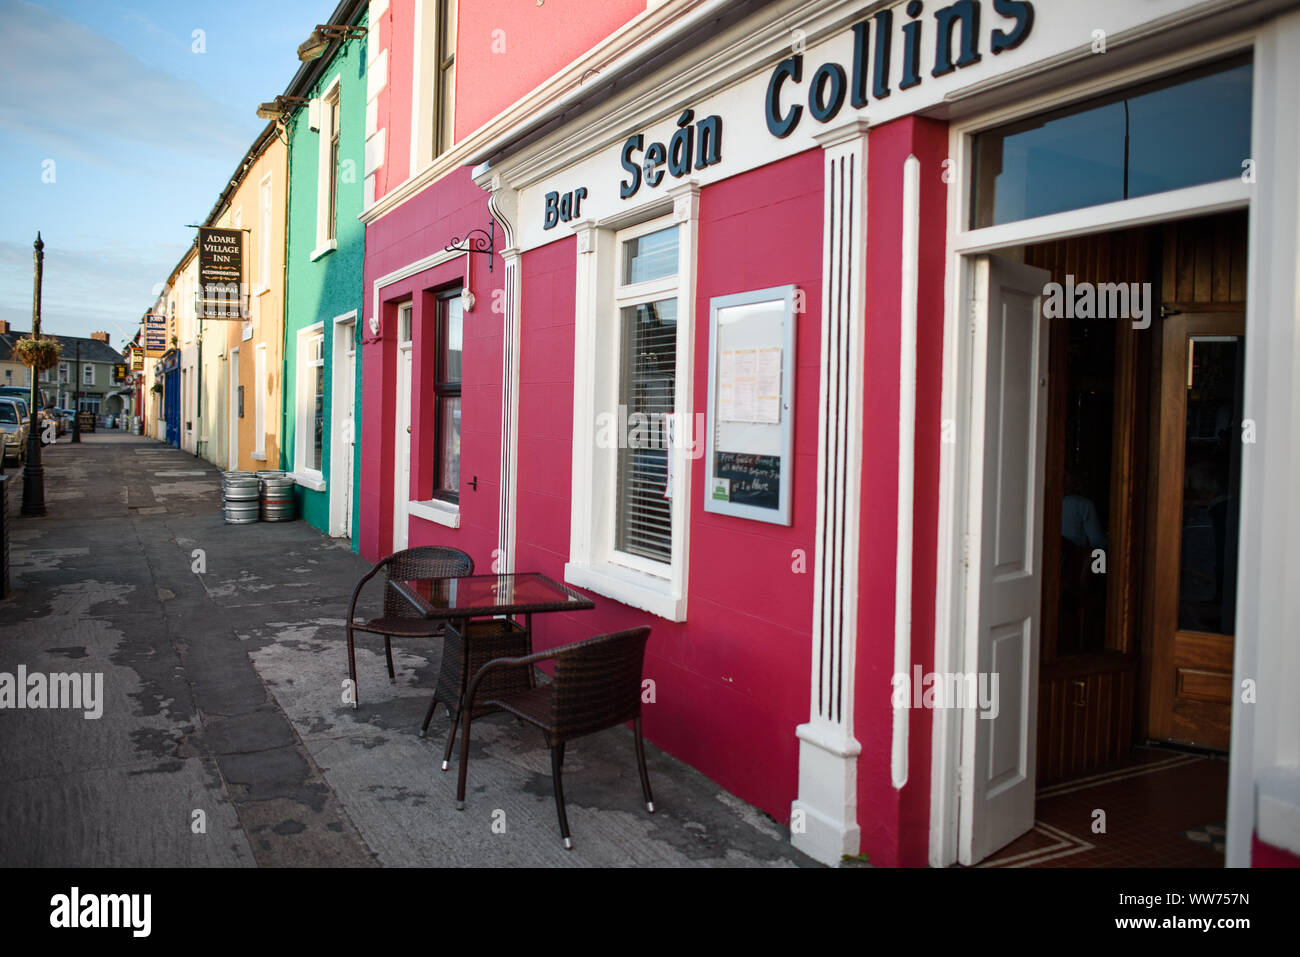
891;155;921;790
280;116;293;473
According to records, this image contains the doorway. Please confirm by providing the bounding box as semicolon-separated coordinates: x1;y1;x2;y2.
959;210;1247;865
331;315;356;539
392;302;413;553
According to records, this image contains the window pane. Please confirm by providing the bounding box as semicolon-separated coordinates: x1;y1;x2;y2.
616;298;676;564
971;56;1252;228
441;0;457;61
438;395;460;495
622;227;678;285
439;61;455;153
312;362;324;470
442;294;462;383
1178;337;1243;634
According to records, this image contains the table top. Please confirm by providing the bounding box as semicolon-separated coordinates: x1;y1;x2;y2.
390;572;595;620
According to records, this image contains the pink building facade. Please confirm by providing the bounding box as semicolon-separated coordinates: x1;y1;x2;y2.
358;0;1300;868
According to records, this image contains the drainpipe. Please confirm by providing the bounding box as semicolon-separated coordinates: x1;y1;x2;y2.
280;117;292;474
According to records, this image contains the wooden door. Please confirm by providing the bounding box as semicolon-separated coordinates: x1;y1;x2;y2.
1148;312;1244;750
960;255;1051;865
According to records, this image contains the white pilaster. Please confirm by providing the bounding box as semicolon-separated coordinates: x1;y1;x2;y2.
792;120;869;866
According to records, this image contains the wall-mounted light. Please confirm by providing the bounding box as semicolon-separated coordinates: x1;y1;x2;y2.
368;315;380;337
256;95;310;120
298;23;368;62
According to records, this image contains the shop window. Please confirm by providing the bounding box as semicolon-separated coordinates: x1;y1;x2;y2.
564;198;698;623
433;288;462;502
970;54;1252;228
295;326;326;480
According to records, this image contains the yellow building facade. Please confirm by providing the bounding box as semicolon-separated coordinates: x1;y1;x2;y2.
200;123;287;472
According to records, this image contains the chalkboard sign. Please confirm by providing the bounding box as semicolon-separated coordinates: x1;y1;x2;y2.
712;452;781;510
704;286;796;524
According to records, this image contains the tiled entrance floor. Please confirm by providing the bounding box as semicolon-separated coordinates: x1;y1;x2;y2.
980;747;1228;867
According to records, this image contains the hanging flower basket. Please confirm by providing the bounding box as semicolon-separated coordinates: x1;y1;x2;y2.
150;383;162;395
12;336;62;372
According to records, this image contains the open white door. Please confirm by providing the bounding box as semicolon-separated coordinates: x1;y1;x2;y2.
392;304;413;553
959;255;1051;866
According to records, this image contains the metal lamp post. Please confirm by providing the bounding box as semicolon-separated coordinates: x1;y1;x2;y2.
22;233;46;516
71;340;81;444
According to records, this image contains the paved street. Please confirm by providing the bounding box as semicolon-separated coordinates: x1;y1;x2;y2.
0;435;812;868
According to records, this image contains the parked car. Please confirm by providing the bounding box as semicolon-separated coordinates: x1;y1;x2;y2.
0;397;27;465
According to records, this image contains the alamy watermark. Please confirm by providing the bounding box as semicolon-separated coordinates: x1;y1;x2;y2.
0;666;103;719
1042;274;1152;330
594;406;704;459
892;665;1000;719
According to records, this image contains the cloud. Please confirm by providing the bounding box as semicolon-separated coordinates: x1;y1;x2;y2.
0;237;189;341
0;0;249;166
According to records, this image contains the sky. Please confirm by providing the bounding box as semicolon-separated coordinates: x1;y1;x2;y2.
0;0;334;351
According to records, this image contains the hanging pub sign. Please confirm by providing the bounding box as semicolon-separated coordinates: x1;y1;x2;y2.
144;313;168;357
704;285;798;525
197;227;246;320
129;345;144;371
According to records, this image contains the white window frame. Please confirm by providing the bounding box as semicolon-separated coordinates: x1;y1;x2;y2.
82;363;94;386
410;0;457;175
564;186;698;622
258;173;273;294
58;361;69;385
291;323;327;489
313;76;342;261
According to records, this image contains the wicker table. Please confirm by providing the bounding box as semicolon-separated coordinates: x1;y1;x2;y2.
389;572;595;770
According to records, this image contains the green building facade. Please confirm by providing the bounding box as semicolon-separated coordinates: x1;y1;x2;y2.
281;9;367;546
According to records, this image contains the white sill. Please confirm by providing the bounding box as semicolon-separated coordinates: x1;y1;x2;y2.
408;498;460;528
288;470;326;492
310;240;338;261
251;452;267;462
564;560;686;622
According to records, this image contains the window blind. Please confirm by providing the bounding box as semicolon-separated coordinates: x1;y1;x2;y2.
616;298;677;563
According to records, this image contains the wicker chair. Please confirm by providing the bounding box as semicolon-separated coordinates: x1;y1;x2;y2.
455;626;654;849
344;546;473;708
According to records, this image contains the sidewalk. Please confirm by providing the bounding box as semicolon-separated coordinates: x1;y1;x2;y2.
0;437;814;867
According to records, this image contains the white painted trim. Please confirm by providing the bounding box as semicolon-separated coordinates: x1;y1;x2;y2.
563;187;697;623
329;311;358;538
316;74;342;252
369;247;462;336
294;322;326;479
409;0;437;178
1230;9;1300;866
954;180;1251;255
228;346;239;471
393;303;414;552
563;560;686;622
254;342;267;459
289;470;327;492
409;498;461;528
792;119;868;867
892;154;920;792
310;239;338;262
